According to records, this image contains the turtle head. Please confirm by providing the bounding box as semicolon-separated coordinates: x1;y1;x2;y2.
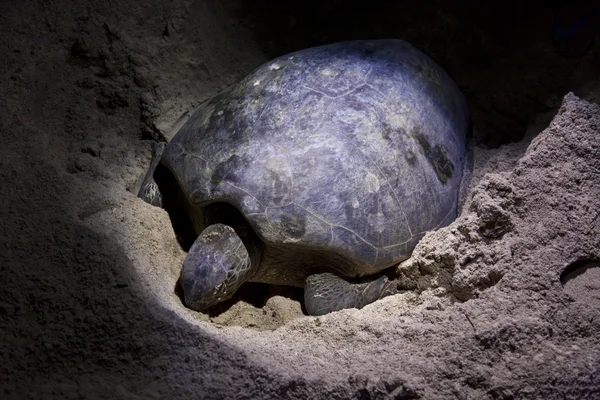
179;223;258;311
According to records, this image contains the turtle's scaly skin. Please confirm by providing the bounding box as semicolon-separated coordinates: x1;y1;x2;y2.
145;39;470;314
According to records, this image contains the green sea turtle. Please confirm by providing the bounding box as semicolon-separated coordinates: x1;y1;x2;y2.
139;39;470;316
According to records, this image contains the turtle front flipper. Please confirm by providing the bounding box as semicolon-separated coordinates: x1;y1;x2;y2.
180;223;259;311
304;273;398;316
138;141;166;207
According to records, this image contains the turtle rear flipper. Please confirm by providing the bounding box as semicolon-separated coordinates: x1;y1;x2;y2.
138;142;166;207
304;273;398;316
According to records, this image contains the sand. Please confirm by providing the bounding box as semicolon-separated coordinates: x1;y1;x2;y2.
2;0;599;398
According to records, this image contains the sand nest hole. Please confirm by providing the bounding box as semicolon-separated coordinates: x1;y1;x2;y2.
106;93;600;333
